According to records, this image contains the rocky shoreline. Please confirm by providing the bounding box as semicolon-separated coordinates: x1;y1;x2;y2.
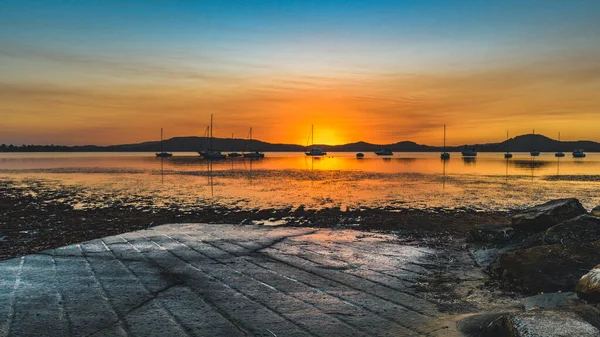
461;198;600;336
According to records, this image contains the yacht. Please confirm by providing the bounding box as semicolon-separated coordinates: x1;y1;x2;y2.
573;149;586;158
227;133;242;157
461;147;477;157
555;132;565;157
504;130;512;159
530;129;540;156
375;148;393;156
155;128;173;158
356;152;364;159
243;127;265;158
305;125;327;156
440;124;450;160
199;114;227;159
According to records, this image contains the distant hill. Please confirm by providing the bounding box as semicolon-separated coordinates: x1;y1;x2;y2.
1;134;599;152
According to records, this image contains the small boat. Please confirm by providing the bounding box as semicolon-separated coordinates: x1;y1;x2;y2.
375;148;393;156
227;133;242;157
305;125;327;156
504;130;512;159
155;128;173;158
461;147;477;157
243;127;265;158
199;114;227;160
573;149;586;158
530;129;540;156
356;152;364;158
440;124;450;160
555;132;565;157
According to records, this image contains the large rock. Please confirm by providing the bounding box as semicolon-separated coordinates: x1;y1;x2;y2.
543;214;600;245
459;307;600;337
498;241;600;293
501;310;599;337
468;223;515;244
592;205;600;217
521;292;583;310
512;198;587;232
577;265;600;303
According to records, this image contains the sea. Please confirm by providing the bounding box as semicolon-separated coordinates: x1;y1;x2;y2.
1;152;599;211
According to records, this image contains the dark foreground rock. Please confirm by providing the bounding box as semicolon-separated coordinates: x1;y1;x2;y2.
511;198;587;232
468;223;515;244
459;307;600;337
543;214;600;245
592;205;600;217
577;265;600;303
498;241;600;293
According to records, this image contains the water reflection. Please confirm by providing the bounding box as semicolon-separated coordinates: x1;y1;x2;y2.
2;152;600;211
462;157;476;165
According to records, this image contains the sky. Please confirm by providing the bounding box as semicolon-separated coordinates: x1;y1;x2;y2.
1;0;600;146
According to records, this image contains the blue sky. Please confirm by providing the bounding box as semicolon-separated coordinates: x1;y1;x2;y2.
1;1;600;145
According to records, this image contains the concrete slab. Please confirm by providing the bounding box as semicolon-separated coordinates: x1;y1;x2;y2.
0;224;458;337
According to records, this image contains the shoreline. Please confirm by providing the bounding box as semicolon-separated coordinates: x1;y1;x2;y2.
0;182;511;260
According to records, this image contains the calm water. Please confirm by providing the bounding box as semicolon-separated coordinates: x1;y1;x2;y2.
1;152;599;211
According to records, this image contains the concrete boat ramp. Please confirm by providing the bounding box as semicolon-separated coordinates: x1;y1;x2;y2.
0;224;459;337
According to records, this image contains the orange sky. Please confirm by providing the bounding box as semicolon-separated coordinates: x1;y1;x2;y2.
1;1;600;146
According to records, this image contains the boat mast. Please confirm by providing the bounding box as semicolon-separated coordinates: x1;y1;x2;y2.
443;124;446;152
160;128;163;153
506;129;509;153
311;124;314;146
250;127;253;151
210;114;213;150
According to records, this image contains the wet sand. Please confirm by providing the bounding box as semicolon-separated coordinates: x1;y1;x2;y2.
0;178;510;261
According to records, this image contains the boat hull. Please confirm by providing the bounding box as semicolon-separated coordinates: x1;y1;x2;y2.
504;153;512;159
199;151;227;160
156;152;173;158
243;153;265;159
440;153;450;160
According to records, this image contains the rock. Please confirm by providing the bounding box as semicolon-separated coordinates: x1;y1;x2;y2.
501;310;599;337
512;198;587;232
576;265;600;303
592;206;600;217
498;241;600;293
543;214;600;245
468;223;515;244
521;292;584;310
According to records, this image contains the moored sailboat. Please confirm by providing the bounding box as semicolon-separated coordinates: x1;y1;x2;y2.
155;128;173;158
243;127;265;159
504;130;512;159
555;132;565;157
199;114;226;160
530;129;540;156
305;125;327;156
440;124;450;160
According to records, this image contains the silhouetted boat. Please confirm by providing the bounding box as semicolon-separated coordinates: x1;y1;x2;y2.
441;124;450;160
243;127;265;158
504;130;512;159
573;149;586;158
461;147;477;157
375;148;393;156
356;152;364;158
305;125;327;156
530;129;540;156
227;133;242;157
155;128;173;158
199;114;226;159
555;132;565;157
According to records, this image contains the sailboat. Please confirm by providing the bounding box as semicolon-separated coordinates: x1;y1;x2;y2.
198;114;226;160
440;124;450;160
155;128;173;158
504;130;513;159
305;125;327;156
555;132;565;157
243;127;265;158
573;149;586;158
227;133;242;158
530;129;540;156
